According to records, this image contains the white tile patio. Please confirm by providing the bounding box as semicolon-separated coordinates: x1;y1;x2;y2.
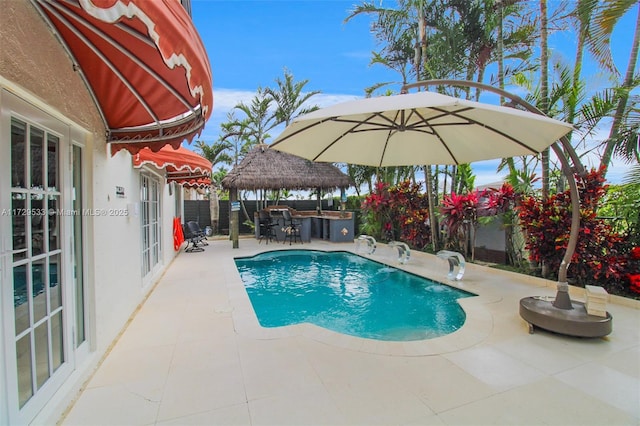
60;238;640;425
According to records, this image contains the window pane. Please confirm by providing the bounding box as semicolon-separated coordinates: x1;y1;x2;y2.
34;322;50;389
14;265;29;335
150;202;157;223
73;145;86;346
51;311;64;372
153;244;159;266
30;127;44;189
12;196;27;261
32;259;46;323
16;335;33;408
49;254;62;311
31;196;45;256
48;195;59;251
47;134;59;191
11;119;26;188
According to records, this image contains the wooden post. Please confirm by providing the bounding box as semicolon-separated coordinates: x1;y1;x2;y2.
230;188;239;249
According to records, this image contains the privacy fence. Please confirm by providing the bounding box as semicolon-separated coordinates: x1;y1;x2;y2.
184;200;360;235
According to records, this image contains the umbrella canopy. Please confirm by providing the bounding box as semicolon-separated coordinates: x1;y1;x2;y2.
221;145;353;191
33;0;213;155
133;145;212;188
270;91;574;167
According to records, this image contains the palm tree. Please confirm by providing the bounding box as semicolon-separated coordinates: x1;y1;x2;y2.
266;68;321;126
195;139;233;168
595;1;640;174
219;112;250;166
194;139;233;234
233;87;276;147
539;0;551;199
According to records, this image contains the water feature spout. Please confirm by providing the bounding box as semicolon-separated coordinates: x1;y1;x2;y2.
388;241;410;264
436;250;466;281
356;235;377;255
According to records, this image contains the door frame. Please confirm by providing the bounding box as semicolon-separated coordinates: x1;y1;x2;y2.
0;88;90;424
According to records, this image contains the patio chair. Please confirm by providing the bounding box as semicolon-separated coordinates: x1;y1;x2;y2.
282;209;302;245
183;221;207;252
258;210;278;244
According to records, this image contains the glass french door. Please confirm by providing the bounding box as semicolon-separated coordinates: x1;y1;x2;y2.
1;90;81;423
140;174;161;278
9;118;66;409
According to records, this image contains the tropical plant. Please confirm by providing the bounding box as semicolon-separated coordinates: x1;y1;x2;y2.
591;1;640;173
440;183;517;260
195;139;233;169
233;87;276;148
360;180;431;248
266;68;321;127
516;167;636;297
194;139;233;234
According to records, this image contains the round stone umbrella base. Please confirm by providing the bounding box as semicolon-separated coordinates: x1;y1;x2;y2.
519;297;613;338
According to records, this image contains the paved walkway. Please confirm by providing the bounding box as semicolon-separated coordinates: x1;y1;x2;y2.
61;238;639;425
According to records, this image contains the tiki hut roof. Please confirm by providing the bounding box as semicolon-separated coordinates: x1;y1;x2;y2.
221;145;354;191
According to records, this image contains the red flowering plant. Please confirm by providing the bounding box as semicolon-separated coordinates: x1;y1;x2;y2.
388;180;431;249
440;190;483;256
360;180;431;248
628;247;640;294
516;167;633;295
440;183;517;259
360;181;394;241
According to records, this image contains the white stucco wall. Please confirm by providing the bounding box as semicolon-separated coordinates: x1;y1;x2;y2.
1;1;181;424
90;149;145;348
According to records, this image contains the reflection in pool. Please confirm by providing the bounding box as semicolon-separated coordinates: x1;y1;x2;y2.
235;250;475;341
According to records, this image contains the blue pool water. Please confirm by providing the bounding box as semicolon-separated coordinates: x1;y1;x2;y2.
234;250;475;341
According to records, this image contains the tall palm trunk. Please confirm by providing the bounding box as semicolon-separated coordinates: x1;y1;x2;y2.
418;3;440;251
209;186;219;234
540;0;550;201
600;3;640;173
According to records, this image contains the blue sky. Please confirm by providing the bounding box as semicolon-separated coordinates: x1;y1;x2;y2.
191;0;637;187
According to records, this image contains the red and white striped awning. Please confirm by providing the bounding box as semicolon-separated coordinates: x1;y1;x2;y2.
32;0;213;155
133;145;212;188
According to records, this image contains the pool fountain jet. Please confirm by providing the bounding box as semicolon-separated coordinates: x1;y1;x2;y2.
388;241;410;264
436;250;465;281
356;235;377;255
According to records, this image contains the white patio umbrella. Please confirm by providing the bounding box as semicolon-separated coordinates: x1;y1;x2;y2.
272;81;605;337
270;91;574;167
271;86;581;312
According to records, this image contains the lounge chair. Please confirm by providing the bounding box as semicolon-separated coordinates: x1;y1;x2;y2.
183;221;207;252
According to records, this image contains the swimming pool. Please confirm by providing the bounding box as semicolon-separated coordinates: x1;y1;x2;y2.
234;250;475;341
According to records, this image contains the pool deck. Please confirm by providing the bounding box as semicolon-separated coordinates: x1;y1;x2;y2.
61;238;640;425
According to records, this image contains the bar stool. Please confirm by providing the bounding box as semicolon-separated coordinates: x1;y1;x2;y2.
258;210;278;244
282;209;301;245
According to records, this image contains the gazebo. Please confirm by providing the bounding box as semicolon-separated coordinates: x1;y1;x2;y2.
222;144;353;191
221;144;354;247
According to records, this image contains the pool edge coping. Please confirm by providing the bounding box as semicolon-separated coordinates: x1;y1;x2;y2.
227;246;497;356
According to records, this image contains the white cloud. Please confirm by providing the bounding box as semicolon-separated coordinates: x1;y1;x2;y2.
197;88;632;186
199;89;361;144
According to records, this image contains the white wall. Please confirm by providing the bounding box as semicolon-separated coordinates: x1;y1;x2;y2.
1;2;182;423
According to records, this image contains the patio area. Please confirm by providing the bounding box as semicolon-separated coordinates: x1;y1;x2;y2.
60;238;639;425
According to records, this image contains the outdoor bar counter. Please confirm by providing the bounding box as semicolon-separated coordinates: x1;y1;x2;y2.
254;207;355;243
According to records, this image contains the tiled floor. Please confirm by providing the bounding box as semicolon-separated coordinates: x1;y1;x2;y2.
61;238;640;425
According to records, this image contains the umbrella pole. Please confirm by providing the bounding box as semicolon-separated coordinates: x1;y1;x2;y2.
402;80;584;308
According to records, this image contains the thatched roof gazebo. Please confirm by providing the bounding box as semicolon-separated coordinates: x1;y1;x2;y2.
221;144;353;191
221;145;354;248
